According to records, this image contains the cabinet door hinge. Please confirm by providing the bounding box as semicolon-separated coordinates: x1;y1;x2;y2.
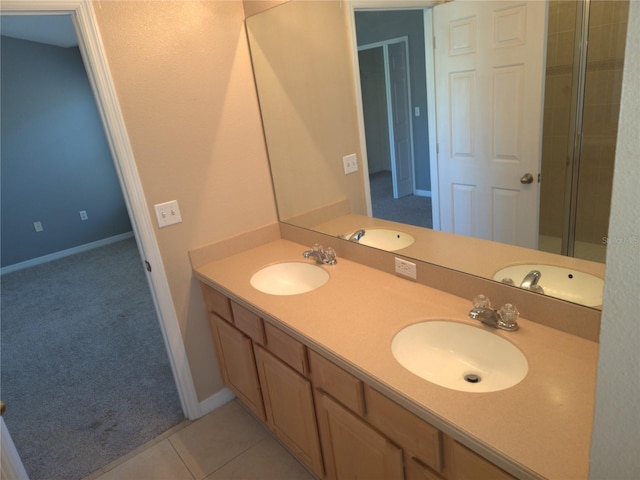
145;260;152;272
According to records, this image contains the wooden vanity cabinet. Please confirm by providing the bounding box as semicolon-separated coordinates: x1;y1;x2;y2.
200;283;519;480
201;283;322;477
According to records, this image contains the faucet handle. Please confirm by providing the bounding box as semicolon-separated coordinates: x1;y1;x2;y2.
324;246;336;264
473;294;492;309
498;303;519;331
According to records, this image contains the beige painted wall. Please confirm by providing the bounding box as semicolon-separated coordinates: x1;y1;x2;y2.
93;0;278;401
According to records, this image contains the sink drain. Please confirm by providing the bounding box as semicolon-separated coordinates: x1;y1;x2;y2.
464;373;482;384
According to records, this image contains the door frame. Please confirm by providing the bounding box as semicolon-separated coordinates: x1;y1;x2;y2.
0;0;200;431
358;36;415;199
348;1;440;226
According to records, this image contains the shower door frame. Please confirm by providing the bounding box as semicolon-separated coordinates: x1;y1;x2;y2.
563;0;592;257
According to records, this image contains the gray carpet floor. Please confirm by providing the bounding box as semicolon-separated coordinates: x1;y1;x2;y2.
370;171;433;228
0;238;184;480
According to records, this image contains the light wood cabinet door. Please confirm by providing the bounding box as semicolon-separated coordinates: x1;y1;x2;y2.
315;391;404;480
210;314;265;421
254;345;324;478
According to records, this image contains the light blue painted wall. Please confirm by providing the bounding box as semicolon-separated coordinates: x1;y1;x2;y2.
1;36;132;267
355;10;431;193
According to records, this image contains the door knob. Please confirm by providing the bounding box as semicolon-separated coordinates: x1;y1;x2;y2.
520;173;534;184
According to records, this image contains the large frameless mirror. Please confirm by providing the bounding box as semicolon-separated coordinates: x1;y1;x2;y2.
245;0;630;309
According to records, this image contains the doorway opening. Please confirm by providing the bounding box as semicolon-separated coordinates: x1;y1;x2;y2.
0;9;190;478
354;9;435;230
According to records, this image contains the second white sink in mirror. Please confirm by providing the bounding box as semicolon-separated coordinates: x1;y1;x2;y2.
493;264;603;307
250;262;329;296
392;321;528;393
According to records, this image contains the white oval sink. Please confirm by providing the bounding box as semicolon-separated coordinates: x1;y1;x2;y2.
357;228;415;251
392;321;528;392
493;264;604;307
250;262;329;296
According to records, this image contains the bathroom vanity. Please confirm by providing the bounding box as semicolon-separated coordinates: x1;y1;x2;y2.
193;236;598;480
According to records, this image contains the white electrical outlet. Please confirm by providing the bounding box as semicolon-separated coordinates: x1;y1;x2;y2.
343;154;358;175
395;257;417;279
79;210;88;221
154;200;183;228
33;221;43;233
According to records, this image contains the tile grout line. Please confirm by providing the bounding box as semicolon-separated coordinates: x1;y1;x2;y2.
167;431;271;480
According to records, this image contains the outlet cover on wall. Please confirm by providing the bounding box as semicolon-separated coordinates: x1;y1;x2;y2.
343;153;358;175
154;200;182;228
395;257;417;280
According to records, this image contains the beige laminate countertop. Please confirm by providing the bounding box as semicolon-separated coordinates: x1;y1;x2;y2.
194;239;598;480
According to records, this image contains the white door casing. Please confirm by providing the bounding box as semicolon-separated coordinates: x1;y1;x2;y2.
433;1;546;248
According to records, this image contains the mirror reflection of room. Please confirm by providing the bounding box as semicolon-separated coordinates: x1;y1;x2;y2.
355;10;434;230
538;0;628;263
245;0;629;309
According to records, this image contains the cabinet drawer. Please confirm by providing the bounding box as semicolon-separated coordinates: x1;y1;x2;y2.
230;301;266;345
264;322;308;375
364;385;443;473
446;437;516;480
309;349;365;416
200;283;232;322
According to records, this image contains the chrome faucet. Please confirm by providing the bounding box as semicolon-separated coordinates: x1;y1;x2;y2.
338;229;366;242
348;229;366;242
468;295;519;331
303;243;337;265
520;270;544;294
520;270;541;288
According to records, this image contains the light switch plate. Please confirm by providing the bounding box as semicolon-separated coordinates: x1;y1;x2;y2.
154;200;182;228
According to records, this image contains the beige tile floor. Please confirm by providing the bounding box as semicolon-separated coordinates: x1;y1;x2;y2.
84;400;315;480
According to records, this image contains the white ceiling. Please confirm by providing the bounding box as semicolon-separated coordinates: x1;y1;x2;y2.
1;14;78;48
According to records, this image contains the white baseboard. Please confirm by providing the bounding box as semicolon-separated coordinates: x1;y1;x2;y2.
415;189;432;197
0;231;135;276
198;388;236;417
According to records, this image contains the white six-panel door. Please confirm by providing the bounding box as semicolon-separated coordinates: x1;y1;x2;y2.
434;1;546;248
